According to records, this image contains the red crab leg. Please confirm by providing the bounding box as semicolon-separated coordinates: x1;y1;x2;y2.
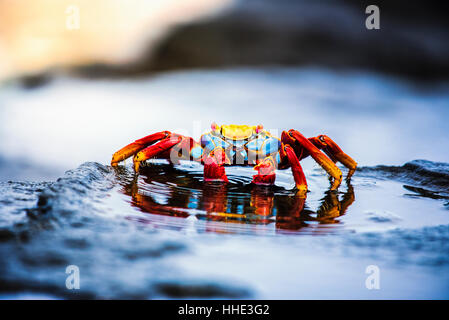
203;147;230;182
111;131;170;166
309;135;358;179
203;185;228;213
133;136;182;172
251;188;274;216
131;190;190;218
275;192;307;230
284;145;308;194
282;130;342;190
252;156;276;186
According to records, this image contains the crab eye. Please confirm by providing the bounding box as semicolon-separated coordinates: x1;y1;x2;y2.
211;122;218;131
319;135;326;142
256;124;263;133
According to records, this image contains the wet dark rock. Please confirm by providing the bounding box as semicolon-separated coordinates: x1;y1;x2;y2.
0;162;251;299
365;210;401;223
68;0;449;82
123;241;186;260
358;160;449;197
0;229;15;242
341;225;449;267
403;185;449;204
28;162;114;221
154;281;250;298
63;238;91;249
0;180;51;229
19;73;52;90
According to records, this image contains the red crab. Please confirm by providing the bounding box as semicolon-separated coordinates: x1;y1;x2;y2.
111;123;357;192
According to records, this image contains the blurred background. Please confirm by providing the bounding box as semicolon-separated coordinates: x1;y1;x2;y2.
1;0;449;81
0;0;448;181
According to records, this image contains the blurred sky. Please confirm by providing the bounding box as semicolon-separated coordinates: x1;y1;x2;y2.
0;0;230;80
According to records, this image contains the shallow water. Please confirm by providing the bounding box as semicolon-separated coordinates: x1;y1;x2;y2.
0;160;448;299
1;68;449;299
115;160;449;235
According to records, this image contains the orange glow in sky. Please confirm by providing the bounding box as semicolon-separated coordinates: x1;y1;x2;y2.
0;0;231;80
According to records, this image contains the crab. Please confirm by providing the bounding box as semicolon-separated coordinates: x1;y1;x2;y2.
111;123;357;192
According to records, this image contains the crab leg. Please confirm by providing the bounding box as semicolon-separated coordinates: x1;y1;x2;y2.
309;135;358;179
203;147;230;182
111;131;170;166
133;136;182;172
282;130;342;190
275;192;307;230
250;187;274;216
316;182;355;221
252;156;276;186
283;145;308;194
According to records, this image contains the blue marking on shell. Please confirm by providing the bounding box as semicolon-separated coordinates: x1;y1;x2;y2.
201;133;280;164
275;152;281;164
246;138;265;152
200;133;216;151
212;136;229;149
241;149;248;161
190;145;203;159
201;133;234;151
263;138;281;156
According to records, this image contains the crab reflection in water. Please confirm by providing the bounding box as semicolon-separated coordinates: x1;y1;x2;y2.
115;164;355;233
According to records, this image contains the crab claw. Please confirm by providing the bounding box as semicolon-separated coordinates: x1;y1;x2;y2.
283;130;342;190
132;136;182;172
111;131;170;166
316;135;358;179
252;157;276;185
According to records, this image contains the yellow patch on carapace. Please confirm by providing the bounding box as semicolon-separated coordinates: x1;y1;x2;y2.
220;124;257;140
